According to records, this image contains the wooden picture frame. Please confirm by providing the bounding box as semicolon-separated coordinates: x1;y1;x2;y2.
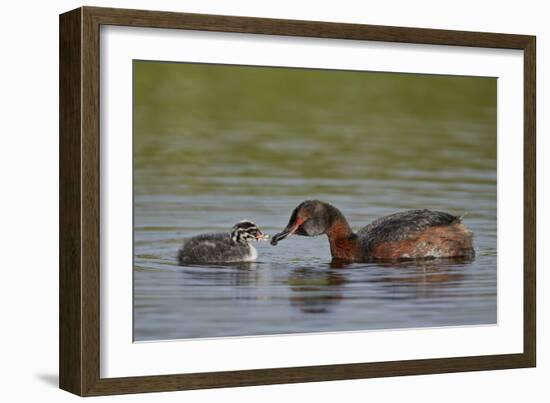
59;6;536;396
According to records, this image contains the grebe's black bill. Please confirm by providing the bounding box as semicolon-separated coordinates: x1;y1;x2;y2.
270;231;288;245
271;210;306;246
270;220;304;245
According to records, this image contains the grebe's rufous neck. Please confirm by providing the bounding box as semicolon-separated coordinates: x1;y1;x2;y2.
271;200;474;262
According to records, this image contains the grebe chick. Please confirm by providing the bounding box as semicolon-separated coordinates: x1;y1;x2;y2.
271;200;474;262
178;220;268;264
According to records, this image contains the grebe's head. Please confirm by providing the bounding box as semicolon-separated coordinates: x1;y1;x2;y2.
231;220;268;244
271;200;341;245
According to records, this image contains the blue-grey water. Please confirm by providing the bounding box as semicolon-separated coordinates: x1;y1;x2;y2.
133;62;497;341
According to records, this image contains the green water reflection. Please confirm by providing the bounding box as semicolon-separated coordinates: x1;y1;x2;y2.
134;62;496;194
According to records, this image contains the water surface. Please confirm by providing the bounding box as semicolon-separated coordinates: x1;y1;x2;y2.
133;62;497;341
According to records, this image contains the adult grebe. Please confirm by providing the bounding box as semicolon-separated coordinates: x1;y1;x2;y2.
270;200;474;261
178;220;268;264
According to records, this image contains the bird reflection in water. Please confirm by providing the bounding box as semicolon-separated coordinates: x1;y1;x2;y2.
176;262;269;305
288;266;346;314
371;257;470;286
288;257;472;315
181;262;264;287
333;256;471;300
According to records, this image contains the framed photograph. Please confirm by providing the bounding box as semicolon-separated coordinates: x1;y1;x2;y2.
59;6;536;396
